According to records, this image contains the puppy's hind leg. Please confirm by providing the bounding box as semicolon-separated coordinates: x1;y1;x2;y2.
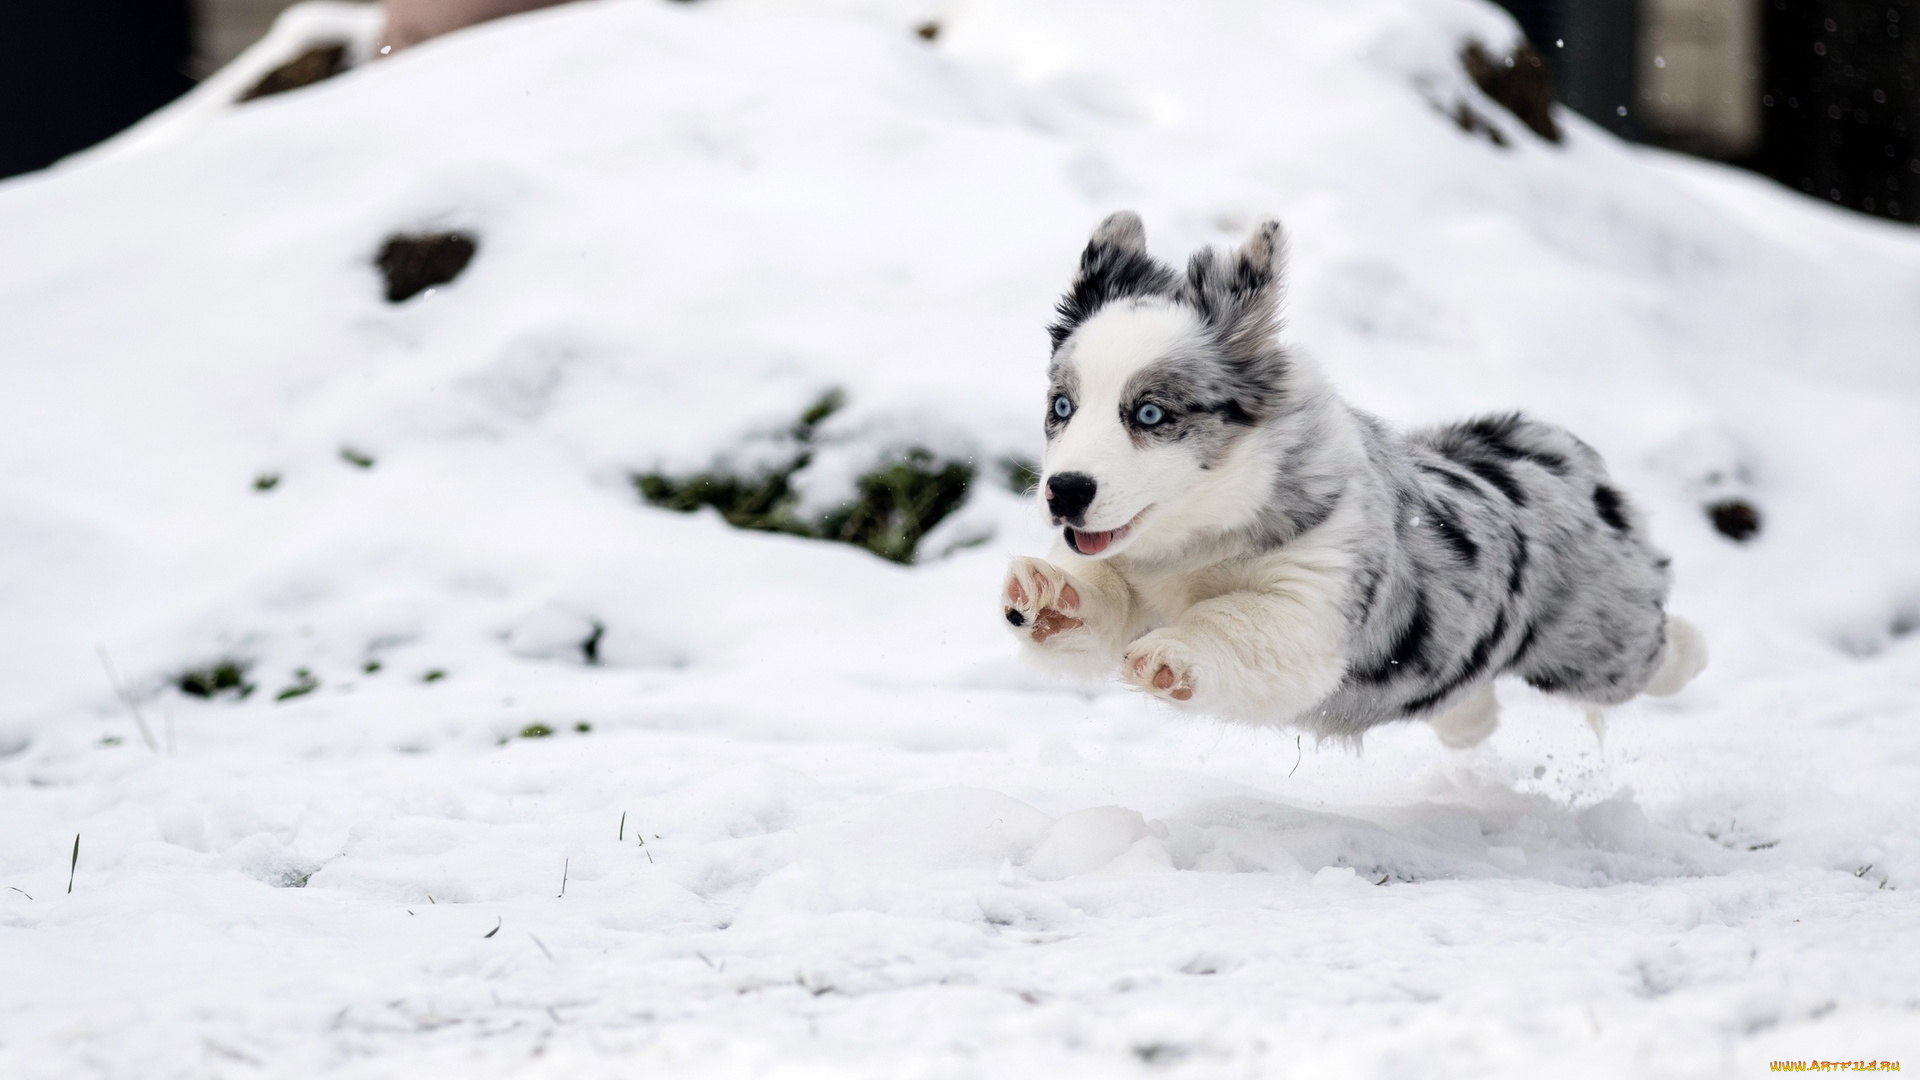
1428;681;1500;749
1641;616;1708;697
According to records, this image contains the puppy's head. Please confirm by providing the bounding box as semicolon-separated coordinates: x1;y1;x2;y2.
1039;212;1290;559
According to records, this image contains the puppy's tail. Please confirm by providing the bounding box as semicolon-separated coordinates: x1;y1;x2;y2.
1641;616;1708;696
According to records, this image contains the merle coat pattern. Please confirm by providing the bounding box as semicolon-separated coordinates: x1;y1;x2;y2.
1000;212;1705;743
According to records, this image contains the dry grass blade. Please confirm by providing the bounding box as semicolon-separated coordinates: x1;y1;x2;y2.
96;646;159;753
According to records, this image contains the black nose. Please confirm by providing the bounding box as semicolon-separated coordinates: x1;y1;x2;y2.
1045;472;1097;522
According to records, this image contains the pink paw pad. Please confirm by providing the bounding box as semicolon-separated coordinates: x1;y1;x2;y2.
1126;648;1195;702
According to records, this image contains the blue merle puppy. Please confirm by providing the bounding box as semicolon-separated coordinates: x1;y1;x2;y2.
1000;212;1706;744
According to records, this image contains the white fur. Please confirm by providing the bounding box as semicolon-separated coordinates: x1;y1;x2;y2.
1044;303;1276;556
1003;306;1364;725
1004;497;1356;725
1642;616;1709;696
1005;216;1707;737
1428;681;1500;748
1111;496;1358;721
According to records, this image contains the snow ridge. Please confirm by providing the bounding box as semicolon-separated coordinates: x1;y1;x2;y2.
2;0;1919;1075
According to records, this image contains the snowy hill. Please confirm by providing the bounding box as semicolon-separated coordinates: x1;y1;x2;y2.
3;0;1919;1075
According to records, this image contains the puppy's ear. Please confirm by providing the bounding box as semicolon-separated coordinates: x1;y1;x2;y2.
1088;210;1148;254
1183;218;1287;360
1235;218;1283;278
1048;211;1178;351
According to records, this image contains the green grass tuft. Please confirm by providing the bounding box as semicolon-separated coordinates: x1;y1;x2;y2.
817;450;974;564
179;660;254;700
633;390;974;564
421;669;446;683
339;447;376;469
794;387;846;431
520;723;554;738
275;668;319;702
253;472;281;492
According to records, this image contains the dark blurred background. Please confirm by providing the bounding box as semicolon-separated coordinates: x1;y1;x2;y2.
2;0;1917;223
0;0;282;178
1488;0;1917;221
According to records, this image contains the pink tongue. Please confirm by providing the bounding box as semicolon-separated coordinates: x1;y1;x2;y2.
1073;528;1114;554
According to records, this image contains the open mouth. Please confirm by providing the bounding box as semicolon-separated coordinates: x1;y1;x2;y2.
1065;524;1128;555
1063;508;1149;556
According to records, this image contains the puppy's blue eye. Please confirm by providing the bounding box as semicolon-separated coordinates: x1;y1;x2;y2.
1135;403;1165;426
1053;395;1074;419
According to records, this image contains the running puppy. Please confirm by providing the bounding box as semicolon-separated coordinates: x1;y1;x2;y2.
1001;212;1706;744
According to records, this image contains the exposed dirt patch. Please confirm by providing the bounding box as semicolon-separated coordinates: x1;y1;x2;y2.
240;43;350;103
375;232;479;303
1462;40;1560;144
1707;498;1762;542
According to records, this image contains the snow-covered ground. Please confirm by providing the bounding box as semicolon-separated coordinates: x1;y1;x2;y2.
4;0;1920;1075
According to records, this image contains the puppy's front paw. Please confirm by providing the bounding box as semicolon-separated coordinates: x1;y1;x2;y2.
1002;556;1087;645
1122;631;1197;702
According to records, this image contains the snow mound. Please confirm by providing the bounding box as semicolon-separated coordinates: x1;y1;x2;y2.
3;0;1919;1075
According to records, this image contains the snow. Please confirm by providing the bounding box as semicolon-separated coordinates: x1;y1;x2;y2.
3;0;1919;1075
